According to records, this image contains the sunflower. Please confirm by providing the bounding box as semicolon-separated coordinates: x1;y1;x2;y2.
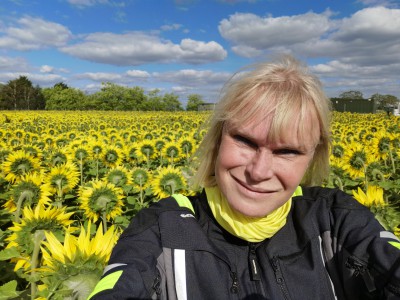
100;145;124;168
131;167;151;194
46;147;72;167
104;165;132;187
151;166;187;199
179;137;196;156
5;204;76;271
88;140;104;158
370;130;392;161
136;140;157;163
155;139;166;153
22;144;43;159
162;141;181;165
0;148;11;163
71;145;90;162
352;185;386;208
342;142;370;179
330;142;345;166
79;180;124;224
2;150;41;183
352;185;400;231
38;222;119;300
3;173;52;219
44;162;80;197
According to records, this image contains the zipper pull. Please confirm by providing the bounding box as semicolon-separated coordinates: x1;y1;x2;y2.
230;272;239;294
271;257;284;284
152;273;162;296
345;256;367;277
249;243;261;281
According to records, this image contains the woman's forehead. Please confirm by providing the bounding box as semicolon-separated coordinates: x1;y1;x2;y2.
227;110;320;146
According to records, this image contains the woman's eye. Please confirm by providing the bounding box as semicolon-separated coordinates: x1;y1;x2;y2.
233;135;257;148
274;148;301;155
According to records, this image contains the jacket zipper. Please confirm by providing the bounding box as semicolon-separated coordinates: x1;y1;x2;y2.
206;251;240;295
249;243;261;281
248;243;268;297
230;271;239;294
271;256;291;300
345;255;377;293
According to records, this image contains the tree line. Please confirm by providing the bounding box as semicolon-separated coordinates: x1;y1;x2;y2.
0;76;398;111
0;76;206;111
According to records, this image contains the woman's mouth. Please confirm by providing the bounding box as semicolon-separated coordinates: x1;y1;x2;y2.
232;176;274;194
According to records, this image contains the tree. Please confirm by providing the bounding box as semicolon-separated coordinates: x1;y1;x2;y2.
43;85;86;110
186;94;205;111
88;82;147;110
162;93;183;111
338;90;364;99
143;89;164;111
371;93;399;110
0;76;44;110
54;82;69;90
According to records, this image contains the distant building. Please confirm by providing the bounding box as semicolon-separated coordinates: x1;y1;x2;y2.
330;98;377;114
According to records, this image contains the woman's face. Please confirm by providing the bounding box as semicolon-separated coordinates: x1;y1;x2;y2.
214;112;320;217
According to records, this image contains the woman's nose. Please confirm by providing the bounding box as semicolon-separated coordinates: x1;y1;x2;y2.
245;150;274;182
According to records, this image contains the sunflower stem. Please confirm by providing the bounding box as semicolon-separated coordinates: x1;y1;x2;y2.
14;191;30;223
146;151;150;169
170;184;175;195
139;181;144;207
56;180;64;205
96;158;99;180
30;230;45;300
363;162;368;191
185;147;189;164
333;175;344;191
388;147;396;175
80;157;84;186
101;211;108;233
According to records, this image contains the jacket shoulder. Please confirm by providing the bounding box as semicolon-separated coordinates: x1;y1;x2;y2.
301;186;367;210
120;197;184;238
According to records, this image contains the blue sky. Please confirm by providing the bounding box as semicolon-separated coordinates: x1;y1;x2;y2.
1;0;400;106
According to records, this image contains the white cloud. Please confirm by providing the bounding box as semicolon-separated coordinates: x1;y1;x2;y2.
0;56;29;71
75;72;123;82
218;6;400;97
161;24;183;31
153;69;230;86
0;16;72;51
126;70;150;79
40;65;54;73
67;0;109;7
219;11;332;55
357;0;399;7
219;7;400;66
60;31;227;65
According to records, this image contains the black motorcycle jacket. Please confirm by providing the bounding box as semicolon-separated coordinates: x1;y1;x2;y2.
88;187;400;299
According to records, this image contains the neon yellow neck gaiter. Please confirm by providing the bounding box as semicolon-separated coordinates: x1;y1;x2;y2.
205;186;302;242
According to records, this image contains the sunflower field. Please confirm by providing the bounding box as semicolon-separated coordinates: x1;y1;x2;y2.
0;110;399;299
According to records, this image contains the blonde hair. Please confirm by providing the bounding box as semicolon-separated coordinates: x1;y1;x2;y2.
191;55;332;190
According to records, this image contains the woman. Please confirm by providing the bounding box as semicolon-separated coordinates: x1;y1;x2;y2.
88;55;400;299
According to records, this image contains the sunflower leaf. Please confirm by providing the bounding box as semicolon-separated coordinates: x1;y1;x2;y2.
0;280;22;300
0;248;20;261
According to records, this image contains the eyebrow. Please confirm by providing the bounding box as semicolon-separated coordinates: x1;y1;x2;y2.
228;125;316;152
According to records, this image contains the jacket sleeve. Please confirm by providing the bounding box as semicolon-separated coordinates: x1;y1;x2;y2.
87;199;179;299
327;189;400;299
87;224;162;299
